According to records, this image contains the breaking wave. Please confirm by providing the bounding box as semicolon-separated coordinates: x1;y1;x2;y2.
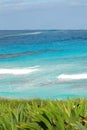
0;32;42;39
0;66;39;75
57;73;87;80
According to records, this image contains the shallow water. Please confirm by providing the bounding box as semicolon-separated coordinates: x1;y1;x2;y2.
0;30;87;99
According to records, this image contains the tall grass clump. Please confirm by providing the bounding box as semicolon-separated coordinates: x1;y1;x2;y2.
0;98;87;130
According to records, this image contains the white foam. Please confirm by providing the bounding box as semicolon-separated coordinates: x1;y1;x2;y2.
27;32;42;35
57;73;87;80
0;32;42;38
16;32;42;36
0;66;39;75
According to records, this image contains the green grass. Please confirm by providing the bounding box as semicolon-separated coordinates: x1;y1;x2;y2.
0;98;87;130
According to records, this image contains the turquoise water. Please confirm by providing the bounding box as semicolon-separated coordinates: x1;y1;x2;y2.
0;30;87;99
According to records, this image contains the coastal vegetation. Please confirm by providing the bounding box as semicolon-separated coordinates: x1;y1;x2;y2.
0;98;87;130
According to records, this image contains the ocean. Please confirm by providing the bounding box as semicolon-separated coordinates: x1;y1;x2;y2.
0;30;87;99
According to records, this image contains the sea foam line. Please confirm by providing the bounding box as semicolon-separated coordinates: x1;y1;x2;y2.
57;74;87;80
16;32;42;36
0;66;39;75
0;32;42;38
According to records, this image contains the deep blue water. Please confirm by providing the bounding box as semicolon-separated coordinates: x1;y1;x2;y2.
0;30;87;99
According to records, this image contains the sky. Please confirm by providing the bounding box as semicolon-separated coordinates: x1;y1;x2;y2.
0;0;87;30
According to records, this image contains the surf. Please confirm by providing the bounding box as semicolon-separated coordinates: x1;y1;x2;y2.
57;73;87;80
0;32;42;39
0;66;39;75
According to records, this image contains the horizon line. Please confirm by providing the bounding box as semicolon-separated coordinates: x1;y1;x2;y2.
0;29;87;31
